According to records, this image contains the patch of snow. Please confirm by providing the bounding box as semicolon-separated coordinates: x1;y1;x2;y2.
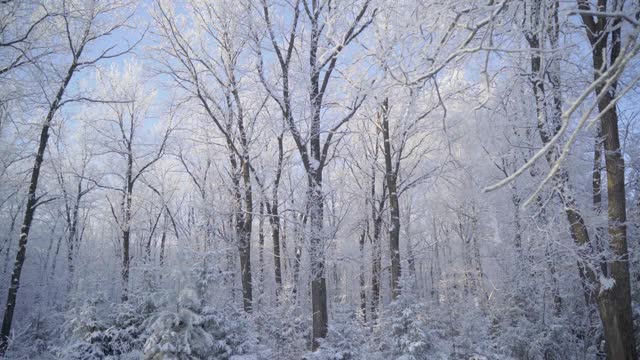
600;275;616;292
309;157;320;171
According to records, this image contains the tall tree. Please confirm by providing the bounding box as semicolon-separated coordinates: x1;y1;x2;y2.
93;63;172;302
577;0;636;357
258;0;375;347
152;0;267;312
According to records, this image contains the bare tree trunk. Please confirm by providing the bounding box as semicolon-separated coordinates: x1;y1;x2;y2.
2;203;21;275
158;199;178;270
145;209;163;264
270;211;282;296
596;93;636;360
49;234;63;284
592;126;607;276
404;203;417;283
292;207;306;300
358;226;367;322
159;219;167;268
66;194;81;293
228;133;253;312
43;221;59;280
308;19;329;345
268;135;284;298
431;218;442;305
406;237;416;280
238;178;253;312
308;173;327;348
57;167;89;295
280;218;288;283
121;152;134;302
231;56;254;313
512;193;524;260
370;165;385;321
380;98;401;299
371;221;382;320
545;244;562;316
242;161;253;312
258;201;265;299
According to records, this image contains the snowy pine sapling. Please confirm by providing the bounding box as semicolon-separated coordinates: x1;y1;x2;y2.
143;287;258;360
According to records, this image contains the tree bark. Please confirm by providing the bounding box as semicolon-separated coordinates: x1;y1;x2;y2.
226;119;253;313
65;179;83;294
308;171;327;348
238;161;253;313
380;98;401;299
592;126;607;276
2;203;22;275
370;171;385;321
358;226;367;322
595;64;636;360
258;201;265;298
267;134;284;298
159;214;167;268
291;206;306;300
121;150;134;302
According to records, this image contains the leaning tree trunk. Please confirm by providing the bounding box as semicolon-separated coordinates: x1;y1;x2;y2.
0;57;79;355
2;204;21;275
